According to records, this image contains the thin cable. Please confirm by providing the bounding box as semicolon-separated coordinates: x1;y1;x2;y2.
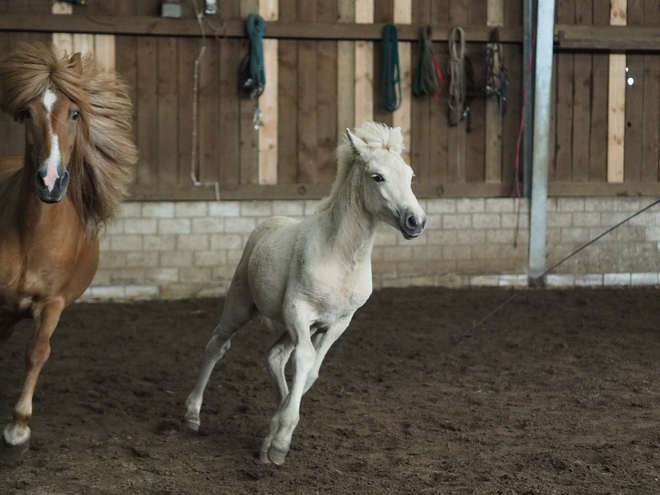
188;0;220;200
453;198;660;344
513;27;537;247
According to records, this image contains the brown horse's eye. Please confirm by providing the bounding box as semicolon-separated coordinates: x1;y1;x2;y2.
16;108;31;122
72;110;80;121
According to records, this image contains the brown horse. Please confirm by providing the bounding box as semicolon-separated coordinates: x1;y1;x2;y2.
0;43;137;458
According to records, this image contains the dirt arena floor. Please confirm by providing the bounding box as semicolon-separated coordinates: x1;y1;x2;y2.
2;287;660;494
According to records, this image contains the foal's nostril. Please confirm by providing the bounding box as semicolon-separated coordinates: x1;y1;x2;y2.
406;215;417;230
421;217;427;230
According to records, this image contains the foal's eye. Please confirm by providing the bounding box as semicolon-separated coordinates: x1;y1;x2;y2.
371;174;385;183
16;108;31;122
72;110;80;121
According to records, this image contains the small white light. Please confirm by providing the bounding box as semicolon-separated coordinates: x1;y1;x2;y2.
627;77;634;86
625;67;629;72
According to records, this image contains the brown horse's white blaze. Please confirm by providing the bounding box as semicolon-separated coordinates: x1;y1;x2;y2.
42;90;62;192
0;43;136;458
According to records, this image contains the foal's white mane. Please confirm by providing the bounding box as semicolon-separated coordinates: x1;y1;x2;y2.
318;122;404;212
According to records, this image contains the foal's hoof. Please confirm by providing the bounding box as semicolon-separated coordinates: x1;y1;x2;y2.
0;437;29;462
183;418;200;432
267;446;288;466
258;449;271;464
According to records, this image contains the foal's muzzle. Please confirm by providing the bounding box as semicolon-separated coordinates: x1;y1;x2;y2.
399;211;426;240
35;165;70;204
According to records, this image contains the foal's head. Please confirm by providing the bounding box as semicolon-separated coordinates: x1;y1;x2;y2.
14;54;83;204
346;124;426;239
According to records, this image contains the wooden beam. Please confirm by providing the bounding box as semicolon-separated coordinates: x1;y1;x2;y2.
258;0;278;185
53;2;115;73
608;0;627;183
556;25;660;51
548;181;660;196
128;181;512;201
0;14;523;42
128;180;660;201
392;0;412;165
94;34;116;72
239;0;259;185
52;1;73;57
337;0;356;141
354;0;374;126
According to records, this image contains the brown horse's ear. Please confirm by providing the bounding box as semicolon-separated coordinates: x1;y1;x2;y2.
69;52;83;75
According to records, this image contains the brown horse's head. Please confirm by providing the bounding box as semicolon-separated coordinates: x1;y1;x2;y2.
16;53;83;204
0;43;137;232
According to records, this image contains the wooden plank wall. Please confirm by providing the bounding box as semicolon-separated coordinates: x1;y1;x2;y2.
15;0;655;199
553;0;660;185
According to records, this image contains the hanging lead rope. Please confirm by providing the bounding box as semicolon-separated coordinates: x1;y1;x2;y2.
240;13;266;130
241;14;266;98
447;26;467;127
381;23;401;113
413;25;443;98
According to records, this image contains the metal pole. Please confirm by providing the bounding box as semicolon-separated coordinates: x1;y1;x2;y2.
522;0;535;198
528;0;555;285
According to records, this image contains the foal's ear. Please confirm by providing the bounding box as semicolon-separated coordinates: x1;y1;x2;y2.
346;128;368;158
68;52;83;76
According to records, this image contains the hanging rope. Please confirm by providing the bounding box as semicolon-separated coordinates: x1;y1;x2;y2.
447;26;467;127
485;28;509;117
381;23;401;112
413;25;443;98
240;13;266;99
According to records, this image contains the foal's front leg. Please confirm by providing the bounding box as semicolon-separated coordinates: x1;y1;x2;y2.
1;300;64;458
303;316;352;394
260;307;316;465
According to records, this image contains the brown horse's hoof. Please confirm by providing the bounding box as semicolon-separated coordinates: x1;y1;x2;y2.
0;437;29;462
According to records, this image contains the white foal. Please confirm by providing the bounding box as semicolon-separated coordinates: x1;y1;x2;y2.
184;122;426;465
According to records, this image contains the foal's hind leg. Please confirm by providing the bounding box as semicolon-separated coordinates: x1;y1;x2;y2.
266;332;295;404
2;300;63;459
184;279;256;431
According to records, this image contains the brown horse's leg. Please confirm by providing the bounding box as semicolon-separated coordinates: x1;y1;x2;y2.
1;300;64;458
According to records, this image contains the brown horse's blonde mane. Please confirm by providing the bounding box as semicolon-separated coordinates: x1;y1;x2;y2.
0;42;137;235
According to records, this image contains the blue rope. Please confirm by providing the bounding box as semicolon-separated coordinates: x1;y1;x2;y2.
381;23;401;112
242;13;266;98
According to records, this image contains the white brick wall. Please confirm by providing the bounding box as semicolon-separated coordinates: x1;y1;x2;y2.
82;197;660;300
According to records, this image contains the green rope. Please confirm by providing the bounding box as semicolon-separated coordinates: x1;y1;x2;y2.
381;23;401;113
241;13;266;98
413;26;441;97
